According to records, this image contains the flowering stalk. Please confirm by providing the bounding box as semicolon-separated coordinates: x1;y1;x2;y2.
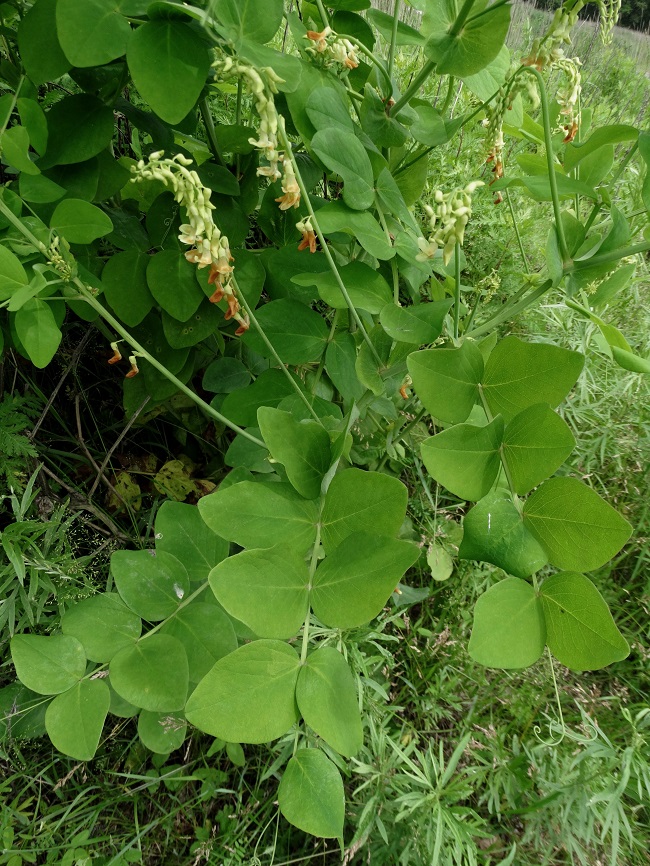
416;181;484;267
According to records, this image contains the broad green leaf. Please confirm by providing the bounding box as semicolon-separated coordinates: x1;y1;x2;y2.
501;404;575;494
459;491;548;578
469;577;545;669
45;680;110;760
43;95;114;166
325;331;365;401
17;0;71;85
61;593;142;663
57;0;131;67
321;468;408;554
198;481;318;553
147;250;205;322
427;542;454;581
540;572;629;670
0;683;48;739
0;245;28;301
359;84;408;149
305;86;355;132
407;341;484;424
17;99;48;155
242;299;329;364
611;346;650;374
185;640;300;742
111;550;190;621
14;299;62;368
355;323;392;396
482;336;584;423
293;261;392;315
296;647;362;757
591;263;636;308
366;8;425;45
1;126;40;175
523;477;633;572
311;532;420;628
155;500;229;581
278;749;345;839
221;368;301;426
11;635;86;696
257;408;331;500
564;124;637;172
109;634;189;712
209;545;309;639
423;0;511;77
316;201;396;260
379;300;452;345
462;44;510;100
203;357;251;393
421;416;504;501
50;199;113;244
138;709;187;754
215;0;283;42
410;102;450;147
311;127;374;210
235;38;302;93
127;21;211;125
161;603;237;682
102;250;154;327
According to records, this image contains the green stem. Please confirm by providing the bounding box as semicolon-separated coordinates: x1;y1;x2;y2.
583;141;638;234
232;276;321;424
0;74;24;140
505;188;530;273
467;279;554;338
520;66;569;264
449;0;478;36
388;0;401;79
301;523;322;664
277;118;382;366
479;386;517;498
568;240;650;270
440;76;455;114
391;60;437;115
453;242;461;340
199;97;224;166
314;0;330;28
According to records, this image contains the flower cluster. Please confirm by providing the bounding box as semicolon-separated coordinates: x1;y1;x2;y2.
130;151;248;335
296;217;317;253
416;181;484;266
555;56;582;142
213;55;300;210
304;26;359;70
522;2;582;70
596;0;622;45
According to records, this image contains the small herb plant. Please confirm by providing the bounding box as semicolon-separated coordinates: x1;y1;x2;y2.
0;0;646;842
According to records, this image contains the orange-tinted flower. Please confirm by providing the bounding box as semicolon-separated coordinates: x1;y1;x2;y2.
306;27;332;52
298;228;317;253
208;285;225;304
125;355;140;379
224;293;240;321
234;314;250;336
108;341;122;365
563;121;579;143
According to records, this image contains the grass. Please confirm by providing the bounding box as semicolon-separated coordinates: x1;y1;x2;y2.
1;5;650;865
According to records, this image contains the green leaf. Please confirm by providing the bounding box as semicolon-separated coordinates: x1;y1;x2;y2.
101;250;154;327
198;481;318;553
221;368;301;426
111;549;190;621
242;299;329;364
459;491;548;578
209;545;309;639
316;201;396;260
407;341;484;424
161;603;237;683
321;468;408;554
296;647;362;757
45;680;110;760
278;749;345;839
138;709;187;754
305;86;355;132
17;0;71;85
147;250;205;322
311;128;374;211
155;500;229;582
421;416;504;501
293;261;392;315
11;634;86;695
57;0;131;67
1;126;40;175
501;404;575;495
14;299;62;368
359;84;407;149
611;346;650;374
366;8;425;45
61;593;142;663
523;477;633;572
325;332;365;401
203;357;251;393
50;199;113;244
127;21;211;125
564;124;637;173
257;408;331;500
17;99;48;155
540;572;629;670
427;542;454;581
109;635;189;712
482;336;584;423
379;300;452;345
215;0;283;43
423;0;511;77
312;532;420;628
185;640;300;742
0;245;28;301
43;95;114;167
469;577;545;669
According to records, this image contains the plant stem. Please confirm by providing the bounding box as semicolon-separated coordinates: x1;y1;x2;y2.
505;188;530;273
0;74;24;140
440;76;455;114
199;97;224;165
520;66;569;264
301;523;322;664
388;0;401;79
314;0;330;28
568;240;650;270
467;279;554;338
453;242;461;340
391;60;437;115
449;0;478;36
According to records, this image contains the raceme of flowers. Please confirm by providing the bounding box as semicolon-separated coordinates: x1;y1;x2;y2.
304;26;359;71
130;151;249;335
416;181;484;266
212;55;300;210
